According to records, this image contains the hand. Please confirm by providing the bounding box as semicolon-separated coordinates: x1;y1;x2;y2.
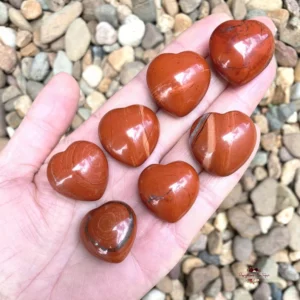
0;14;276;300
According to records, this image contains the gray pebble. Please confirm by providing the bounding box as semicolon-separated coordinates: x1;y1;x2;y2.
120;61;145;85
266;107;283;131
21;57;33;80
278;103;296;122
53;51;73;75
26;81;44;100
103;43;120;53
250;151;268;167
0;70;6;89
278;263;300;281
246;9;267;19
270;283;282;300
30;52;50;82
78;107;91;120
198;250;220;266
142;23;164;50
95;4;118;28
279;146;294;162
291;82;300;101
0;2;8;25
132;0;156;22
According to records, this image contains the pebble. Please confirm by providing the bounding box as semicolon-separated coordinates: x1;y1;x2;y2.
71;114;83;130
198;1;209;19
281;159;300;185
0;138;9;151
0;27;16;49
0;3;8;25
272;249;290;263
253;282;271;300
261;132;277;151
250;151;268;167
142;23;164;49
142;289;165;300
86;91;106;113
157;13;175;33
0;42;17;73
53;51;73;75
29;52;49;81
103;43;120;53
96;22;117;45
0;70;5;89
95;4;118;28
208;230;223;255
270;283;283;300
132;0;156;22
5;111;21;128
16;30;32;48
8;8;32;32
108;46;134;72
120;61;144;85
279;263;300;281
256;216;274;234
254;226;290;256
2;86;21;103
288;213;300;251
211;2;233;17
284;0;300;17
82;65;103;88
233;288;252;300
231;0;247;20
156;276;173;294
163;0;179;16
117;5;132;23
214;212;228;232
179;0;201;14
275;40;298;67
256;257;279;283
268;153;282;179
283;133;300;158
204;278;221;298
267;108;284;131
26;80;44;100
250;178;278;216
13;95;31;117
246;0;283;11
21;0;42;20
20;43;39;57
78;107;91;120
283;286;300;300
279;146;294;162
198;250;220;266
246;9;267;19
278;103;297;122
174;13;192;36
221;266;236;292
253;114;269;134
65;18;91;62
219;183;242;210
188;233;207;253
186;265;220;295
40;2;83;44
98;77;111;94
182;256;204;274
233;236;253;262
170;280;184;300
227;207;261;239
276;207;294;224
295;169;300;198
219;240;235;266
118;15;145;47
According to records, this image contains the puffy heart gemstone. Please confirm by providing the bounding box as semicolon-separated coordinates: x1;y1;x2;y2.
146;51;211;117
138;161;199;222
190;111;257;176
47;141;108;201
209;20;274;85
98;105;159;167
80;201;137;263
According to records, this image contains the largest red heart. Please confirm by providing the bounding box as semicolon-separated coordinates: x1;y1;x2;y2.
209;20;274;85
98;105;160;167
146;51;211;117
47;141;108;201
138;161;199;222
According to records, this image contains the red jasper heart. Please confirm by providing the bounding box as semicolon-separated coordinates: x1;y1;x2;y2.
146;51;211;117
47;141;108;201
209;20;274;85
190;111;257;176
98;105;160;167
138;161;199;222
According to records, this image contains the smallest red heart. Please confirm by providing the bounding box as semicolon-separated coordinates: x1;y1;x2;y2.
47;141;108;201
138;161;199;223
146;51;211;117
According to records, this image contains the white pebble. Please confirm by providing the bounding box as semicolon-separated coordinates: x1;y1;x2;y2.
82;65;103;88
0;26;16;48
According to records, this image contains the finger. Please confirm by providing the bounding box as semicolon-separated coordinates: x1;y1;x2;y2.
156;16;276;160
56;14;231;150
1;73;79;179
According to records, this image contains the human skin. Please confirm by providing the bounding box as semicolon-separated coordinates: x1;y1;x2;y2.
0;14;276;300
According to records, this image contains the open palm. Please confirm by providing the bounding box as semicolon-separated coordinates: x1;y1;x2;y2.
0;14;276;300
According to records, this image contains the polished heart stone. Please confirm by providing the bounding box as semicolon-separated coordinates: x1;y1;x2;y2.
138;161;199;222
80;201;137;263
146;51;211;117
209;20;274;85
47;141;108;201
98;105;159;167
190;111;257;176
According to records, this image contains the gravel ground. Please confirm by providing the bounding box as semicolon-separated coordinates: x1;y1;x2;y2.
0;0;300;299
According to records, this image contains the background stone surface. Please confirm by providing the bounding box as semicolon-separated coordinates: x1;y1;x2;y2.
0;0;300;299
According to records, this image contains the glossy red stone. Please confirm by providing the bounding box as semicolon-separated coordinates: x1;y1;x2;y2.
138;161;199;222
190;111;257;176
80;201;137;263
209;20;274;85
98;105;159;167
47;141;108;201
146;51;211;117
